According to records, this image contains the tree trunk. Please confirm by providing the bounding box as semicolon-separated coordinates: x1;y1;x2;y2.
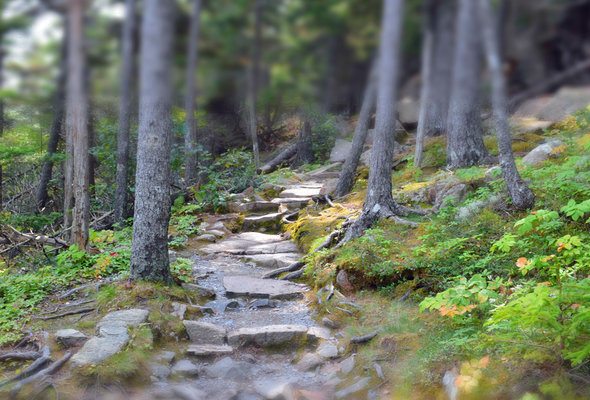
446;0;489;169
130;0;174;282
343;0;407;242
0;34;4;211
114;0;137;225
334;62;376;198
415;0;455;167
67;0;90;248
36;35;67;211
477;0;535;210
184;0;202;186
294;120;314;166
247;0;262;167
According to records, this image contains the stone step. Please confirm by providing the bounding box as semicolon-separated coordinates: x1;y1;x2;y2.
201;232;297;256
186;344;234;357
227;324;309;348
279;186;322;199
271;197;312;210
228;201;280;214
242;212;284;231
223;275;308;299
240;252;300;269
183;321;226;345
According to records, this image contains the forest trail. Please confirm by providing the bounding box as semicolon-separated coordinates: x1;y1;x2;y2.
138;167;380;399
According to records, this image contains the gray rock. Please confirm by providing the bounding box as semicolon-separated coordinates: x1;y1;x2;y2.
241;253;300;269
398;97;419;125
203;356;251;381
183;320;227;345
227;324;308;347
296;352;324;371
202;232;297;256
254;379;294;400
154;351;176;364
330;139;353;163
456;194;503;221
339;354;356;374
228;201;279;214
316;342;339;359
182;283;216;298
334;377;371;399
248;298;279;309
321;317;340;329
172;302;188;319
171;384;207;400
96;308;149;332
150;363;171;380
522;139;565;167
207;229;226;238
270;197;311;210
196;234;217;242
243;212;284;231
223;276;308;300
55;329;87;348
171;359;199;377
186;344;234;357
279;186;322;199
307;326;332;341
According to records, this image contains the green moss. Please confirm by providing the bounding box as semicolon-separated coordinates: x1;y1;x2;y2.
286;205;354;252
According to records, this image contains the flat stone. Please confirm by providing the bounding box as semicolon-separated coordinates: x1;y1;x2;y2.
296;352;324;371
201;232;289;255
316;342;339;359
182;283;216;298
339;354;356;374
154;351;176;364
70;334;129;366
227;324;308;347
150;363;171;380
307;326;332;341
335;377;371;399
55;329;87;348
243;241;299;255
522;139;565;167
254;379;294;400
241;253;300;269
279;186;322;199
206;229;226;238
223;275;308;299
203;356;251;381
270;197;311;208
171;359;199;377
243;212;284;230
96;309;149;332
186;344;234;357
228;201;279;213
183;320;227;345
330;139;353;163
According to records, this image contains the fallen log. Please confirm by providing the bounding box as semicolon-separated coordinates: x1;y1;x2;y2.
350;330;379;344
258;142;297;174
10;352;72;397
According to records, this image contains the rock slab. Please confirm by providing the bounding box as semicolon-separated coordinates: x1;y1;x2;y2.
183;320;227;345
227;324;308;347
55;329;88;348
223;275;308;299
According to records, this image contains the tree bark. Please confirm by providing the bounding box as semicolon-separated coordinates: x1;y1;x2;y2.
343;0;407;242
247;0;262;167
334;62;376;198
114;0;137;225
294;119;314;166
67;0;90;248
446;0;489;169
184;0;202;187
477;0;535;210
258;142;297;174
130;0;174;282
36;34;67;211
415;0;455;167
0;34;4;211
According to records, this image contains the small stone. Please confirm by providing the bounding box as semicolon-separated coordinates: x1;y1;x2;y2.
522;139;565;167
248;299;279;309
296;353;324;371
307;326;332;341
171;359;199;377
316;342;339;359
334;377;371;399
170;384;207;400
203;356;250;381
55;329;87;348
254;379;294;400
339;354;356;374
186;344;234;357
154;351;176;364
321;317;340;329
171;302;187;319
150;363;171;380
207;229;225;238
196;234;217;242
183;320;227;345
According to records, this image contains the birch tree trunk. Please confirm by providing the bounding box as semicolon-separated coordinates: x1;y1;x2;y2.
247;0;262;167
184;0;202;186
334;62;376;198
67;0;90;248
477;0;535;210
446;0;489;169
114;0;137;225
130;0;174;282
415;0;455;167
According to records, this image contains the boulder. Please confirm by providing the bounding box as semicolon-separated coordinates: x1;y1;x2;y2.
329;139;353;163
181;283;216;298
223;275;308;299
150;363;171;381
522;139;565;167
316;342;339;359
55;329;87;348
398;97;419;125
183;320;227;345
227;324;308;347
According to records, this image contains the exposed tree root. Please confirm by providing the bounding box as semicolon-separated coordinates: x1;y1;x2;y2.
0;347;51;388
0;351;41;362
34;307;95;321
263;261;305;279
350;330;379;344
9;352;72;397
281;269;304;281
